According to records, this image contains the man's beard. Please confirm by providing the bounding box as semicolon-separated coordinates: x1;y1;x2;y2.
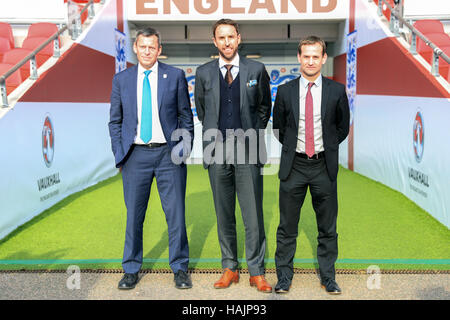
218;47;238;62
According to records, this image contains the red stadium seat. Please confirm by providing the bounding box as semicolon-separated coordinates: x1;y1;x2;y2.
22;37;54;56
437;46;450;80
22;37;55;66
65;0;93;24
372;0;394;21
417;42;450;79
0;37;12;62
413;19;445;35
16;23;61;68
2;48;33;80
80;6;88;24
0;63;23;94
448;65;450;82
416;33;450;63
27;23;58;39
0;22;15;49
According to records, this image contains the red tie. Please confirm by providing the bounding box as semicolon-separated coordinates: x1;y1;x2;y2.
305;82;315;158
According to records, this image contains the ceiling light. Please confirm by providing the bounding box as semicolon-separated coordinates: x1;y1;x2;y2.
246;54;261;59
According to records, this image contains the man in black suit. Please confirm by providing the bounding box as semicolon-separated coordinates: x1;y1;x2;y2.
272;36;349;295
194;19;273;292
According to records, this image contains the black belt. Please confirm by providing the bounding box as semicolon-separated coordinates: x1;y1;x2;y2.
136;142;167;148
296;151;324;160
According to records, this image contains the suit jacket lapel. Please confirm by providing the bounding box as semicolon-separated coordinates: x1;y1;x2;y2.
239;57;248;111
157;62;167;112
292;77;300;129
129;65;138;124
211;59;220;117
321;76;330;122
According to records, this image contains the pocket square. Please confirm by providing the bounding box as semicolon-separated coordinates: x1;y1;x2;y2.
247;80;258;87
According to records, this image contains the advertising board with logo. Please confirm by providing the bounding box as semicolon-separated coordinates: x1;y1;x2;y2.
0;103;116;239
353;96;450;228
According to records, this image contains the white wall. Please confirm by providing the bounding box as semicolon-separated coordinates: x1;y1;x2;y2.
403;0;450;19
0;0;65;23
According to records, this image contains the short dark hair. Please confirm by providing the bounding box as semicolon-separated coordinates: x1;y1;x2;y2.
213;19;239;37
135;27;161;47
298;36;326;56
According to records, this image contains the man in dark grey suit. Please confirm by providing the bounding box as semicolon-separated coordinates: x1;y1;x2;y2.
194;19;272;292
272;36;349;295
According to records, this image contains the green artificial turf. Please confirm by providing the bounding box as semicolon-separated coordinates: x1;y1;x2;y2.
0;165;448;271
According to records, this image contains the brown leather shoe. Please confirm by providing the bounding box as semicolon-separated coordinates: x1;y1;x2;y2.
214;268;239;289
249;275;272;293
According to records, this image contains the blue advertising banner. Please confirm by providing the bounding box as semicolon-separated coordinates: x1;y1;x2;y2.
115;28;127;74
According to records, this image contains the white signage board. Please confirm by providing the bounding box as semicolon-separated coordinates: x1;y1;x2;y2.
0;102;117;240
0;0;65;22
354;95;450;228
403;0;450;18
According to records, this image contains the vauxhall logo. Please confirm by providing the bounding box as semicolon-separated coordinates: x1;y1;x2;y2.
38;114;61;202
409;110;429;198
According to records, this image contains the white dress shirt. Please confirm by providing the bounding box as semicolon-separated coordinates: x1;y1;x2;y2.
219;53;240;81
296;75;325;154
135;62;166;144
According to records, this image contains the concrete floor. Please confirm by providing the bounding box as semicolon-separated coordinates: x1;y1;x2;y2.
0;271;448;300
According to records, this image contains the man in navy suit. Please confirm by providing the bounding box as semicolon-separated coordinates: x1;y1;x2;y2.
109;27;194;290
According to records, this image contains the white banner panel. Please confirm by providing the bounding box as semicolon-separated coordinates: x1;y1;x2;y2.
0;102;117;240
115;28;127;73
128;0;348;21
77;0;125;58
346;31;357;123
404;0;450;18
354;95;450;228
334;0;391;57
0;0;65;22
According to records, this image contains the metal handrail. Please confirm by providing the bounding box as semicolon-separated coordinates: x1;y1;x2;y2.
0;26;66;84
1;0;97;107
377;0;450;77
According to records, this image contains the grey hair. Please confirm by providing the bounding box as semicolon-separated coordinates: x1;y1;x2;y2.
135;27;161;47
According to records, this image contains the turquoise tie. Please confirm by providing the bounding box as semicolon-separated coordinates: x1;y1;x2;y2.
140;70;152;143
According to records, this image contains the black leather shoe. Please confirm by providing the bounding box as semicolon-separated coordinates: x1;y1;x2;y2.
118;273;139;290
174;270;192;289
321;278;342;295
275;277;291;294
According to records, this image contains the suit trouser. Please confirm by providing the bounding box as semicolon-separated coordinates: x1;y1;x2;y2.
207;138;266;276
275;154;338;282
121;144;189;274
